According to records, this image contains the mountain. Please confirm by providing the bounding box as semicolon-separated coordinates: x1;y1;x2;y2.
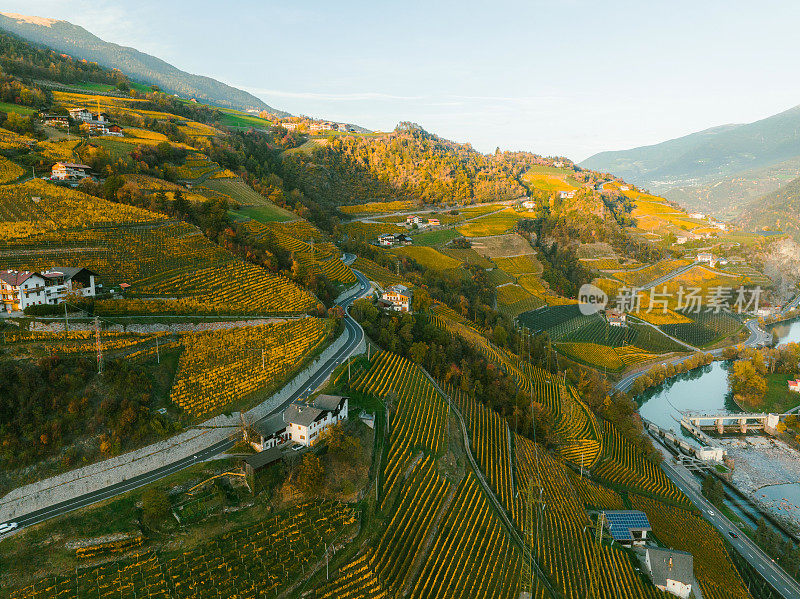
581;104;800;218
738;174;800;239
0;12;286;114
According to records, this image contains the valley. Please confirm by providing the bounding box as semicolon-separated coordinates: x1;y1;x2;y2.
0;13;799;599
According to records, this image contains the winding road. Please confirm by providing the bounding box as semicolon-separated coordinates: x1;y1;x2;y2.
4;269;371;532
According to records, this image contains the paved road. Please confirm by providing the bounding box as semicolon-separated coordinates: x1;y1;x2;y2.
614;317;769;394
4;270;371;532
657;446;800;598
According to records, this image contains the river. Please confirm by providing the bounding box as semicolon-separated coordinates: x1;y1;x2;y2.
770;317;800;345
636;322;800;531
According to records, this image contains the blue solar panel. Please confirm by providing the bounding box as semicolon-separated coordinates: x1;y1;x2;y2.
603;511;651;541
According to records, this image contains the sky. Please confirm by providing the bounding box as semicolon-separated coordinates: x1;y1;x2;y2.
7;0;800;161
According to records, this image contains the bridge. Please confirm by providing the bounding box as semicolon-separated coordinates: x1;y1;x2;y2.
681;412;782;435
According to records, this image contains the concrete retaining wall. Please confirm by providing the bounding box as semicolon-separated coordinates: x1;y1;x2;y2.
0;324;355;522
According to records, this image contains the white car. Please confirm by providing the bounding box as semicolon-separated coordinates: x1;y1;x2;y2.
708;510;715;517
0;522;18;535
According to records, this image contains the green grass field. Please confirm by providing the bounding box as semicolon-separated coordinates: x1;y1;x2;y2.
412;228;460;246
758;373;800;413
0;102;36;116
219;110;273;129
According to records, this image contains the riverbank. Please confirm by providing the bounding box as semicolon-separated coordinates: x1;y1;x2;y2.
720;436;800;533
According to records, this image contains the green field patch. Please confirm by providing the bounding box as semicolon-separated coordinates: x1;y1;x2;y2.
412;227;460;246
0;101;36;115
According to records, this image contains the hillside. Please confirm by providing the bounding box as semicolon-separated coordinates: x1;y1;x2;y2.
581;104;800;217
0;12;284;114
738;174;800;238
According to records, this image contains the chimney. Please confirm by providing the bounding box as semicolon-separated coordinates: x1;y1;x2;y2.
668;557;673;571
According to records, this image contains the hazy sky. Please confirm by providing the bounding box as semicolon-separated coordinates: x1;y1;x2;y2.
7;0;800;160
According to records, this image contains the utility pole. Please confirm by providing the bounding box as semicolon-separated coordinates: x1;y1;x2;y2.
325;543;329;580
95;316;103;374
63;302;69;338
348;356;351;380
156;336;160;364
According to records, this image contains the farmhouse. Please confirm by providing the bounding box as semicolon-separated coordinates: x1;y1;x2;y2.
283;394;349;447
558;190;576;199
601;510;651;546
644;547;694;599
377;233;412;247
68;107;92;121
41;114;68;127
427;218;440;226
248;413;289;452
0;270;48;312
606;309;627;327
789;379;800;393
0;267;101;313
51;162;91;180
522;200;536;209
380;284;413;312
378;233;395;247
696;252;717;268
406;215;421;225
395;233;412;245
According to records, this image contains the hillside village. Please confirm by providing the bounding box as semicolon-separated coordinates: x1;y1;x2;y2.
1;22;800;599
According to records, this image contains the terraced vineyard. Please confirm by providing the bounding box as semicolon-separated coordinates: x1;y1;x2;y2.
169;318;331;418
242;220;356;286
631;495;752;599
410;473;525;599
0;221;317;315
593;422;690;506
348;351;448;501
341;221;406;240
10;501;356;599
451;387;515;513
339;200;415;214
660;310;744;348
351;257;404;287
514;434;666;599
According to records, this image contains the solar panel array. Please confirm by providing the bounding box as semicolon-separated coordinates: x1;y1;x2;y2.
603;510;651;541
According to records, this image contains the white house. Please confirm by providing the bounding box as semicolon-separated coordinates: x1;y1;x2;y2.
688;212;705;220
606;309;627;327
675;236;688;245
406;215;421;225
789;379;800;393
558;190;576;199
378;233;396;247
283;395;349;447
68;108;93;122
697;252;717;268
645;547;694;599
248;413;289;452
522;200;536;209
0;267;100;313
380;284;413;312
620;185;630;191
51;162;91;180
0;270;49;312
427;218;440;226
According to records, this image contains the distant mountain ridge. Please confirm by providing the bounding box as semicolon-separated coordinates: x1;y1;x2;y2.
580;104;800;218
0;12;287;115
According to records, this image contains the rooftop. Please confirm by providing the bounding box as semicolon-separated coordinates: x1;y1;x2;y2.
284;401;323;427
243;446;283;470
255;413;287;438
646;547;694;587
603;510;651;541
313;394;346;411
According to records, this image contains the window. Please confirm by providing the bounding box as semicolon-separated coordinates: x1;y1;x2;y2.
300;435;305;440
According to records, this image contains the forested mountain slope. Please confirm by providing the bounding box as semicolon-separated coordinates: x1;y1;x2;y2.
582;104;800;217
0;12;283;113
